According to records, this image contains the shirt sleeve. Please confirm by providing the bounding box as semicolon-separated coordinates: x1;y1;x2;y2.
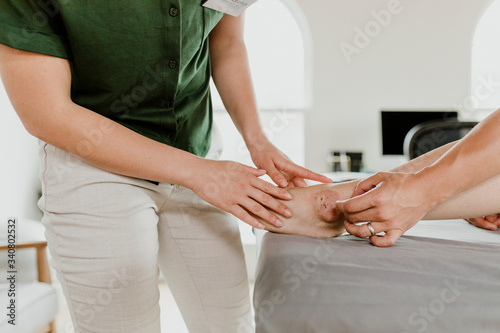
0;0;72;59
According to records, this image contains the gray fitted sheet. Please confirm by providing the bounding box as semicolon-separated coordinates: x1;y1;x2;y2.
254;220;500;333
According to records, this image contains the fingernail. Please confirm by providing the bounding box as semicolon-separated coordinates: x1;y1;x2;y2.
284;209;292;217
258;223;266;230
284;192;293;200
275;219;284;227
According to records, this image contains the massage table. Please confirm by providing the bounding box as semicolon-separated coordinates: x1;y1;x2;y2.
253;219;500;333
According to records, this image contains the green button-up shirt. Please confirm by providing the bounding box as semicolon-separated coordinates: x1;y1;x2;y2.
0;0;224;157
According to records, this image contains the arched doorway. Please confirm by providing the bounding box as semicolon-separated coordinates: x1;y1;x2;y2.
470;0;500;114
212;0;311;168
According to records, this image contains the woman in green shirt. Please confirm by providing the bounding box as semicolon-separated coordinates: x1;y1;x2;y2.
0;1;330;332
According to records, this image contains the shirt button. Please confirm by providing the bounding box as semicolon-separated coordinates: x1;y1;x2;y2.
169;7;179;17
169;60;178;69
163;101;172;109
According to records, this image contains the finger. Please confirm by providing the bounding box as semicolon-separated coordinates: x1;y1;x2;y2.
336;190;378;215
230;205;265;230
252;177;293;201
466;217;498;231
240;197;284;228
280;162;333;184
342;209;383;223
344;221;380;238
494;215;500;227
248;188;293;218
370;229;404;247
246;210;281;231
235;162;266;176
289;177;308;188
264;164;288;187
353;173;384;196
243;165;267;177
477;217;499;230
485;214;499;223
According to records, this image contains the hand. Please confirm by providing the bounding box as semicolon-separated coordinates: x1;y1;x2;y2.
247;136;332;188
336;172;436;247
190;159;294;229
465;214;500;231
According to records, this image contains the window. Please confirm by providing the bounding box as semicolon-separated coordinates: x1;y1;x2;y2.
471;0;500;112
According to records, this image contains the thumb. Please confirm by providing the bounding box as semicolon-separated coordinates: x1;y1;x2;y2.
267;167;288;187
353;173;384;196
243;165;267;177
485;214;499;223
370;229;404;247
336;199;348;213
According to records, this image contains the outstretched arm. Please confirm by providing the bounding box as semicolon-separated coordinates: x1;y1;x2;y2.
390;142;457;173
337;109;500;246
423;173;500;220
0;44;197;186
260;172;500;239
391;141;500;229
0;43;291;230
209;14;331;188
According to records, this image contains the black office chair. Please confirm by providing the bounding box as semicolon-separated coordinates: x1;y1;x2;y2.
403;120;478;159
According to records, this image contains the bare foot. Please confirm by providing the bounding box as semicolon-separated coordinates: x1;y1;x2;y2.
261;181;357;238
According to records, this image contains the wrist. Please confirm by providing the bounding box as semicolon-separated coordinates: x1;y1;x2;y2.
175;155;207;190
244;131;269;153
414;166;452;210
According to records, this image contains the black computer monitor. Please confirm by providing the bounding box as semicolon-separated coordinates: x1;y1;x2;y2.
381;110;458;155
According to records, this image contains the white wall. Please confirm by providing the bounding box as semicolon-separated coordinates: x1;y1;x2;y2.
0;80;41;222
295;0;493;172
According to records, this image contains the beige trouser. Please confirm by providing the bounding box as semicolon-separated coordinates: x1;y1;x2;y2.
37;135;252;332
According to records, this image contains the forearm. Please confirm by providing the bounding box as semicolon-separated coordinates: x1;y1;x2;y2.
32;102;201;186
424;174;500;220
341;171;500;220
0;45;201;187
390;141;457;173
416;109;500;208
381;114;500;220
209;15;266;148
0;40;298;230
